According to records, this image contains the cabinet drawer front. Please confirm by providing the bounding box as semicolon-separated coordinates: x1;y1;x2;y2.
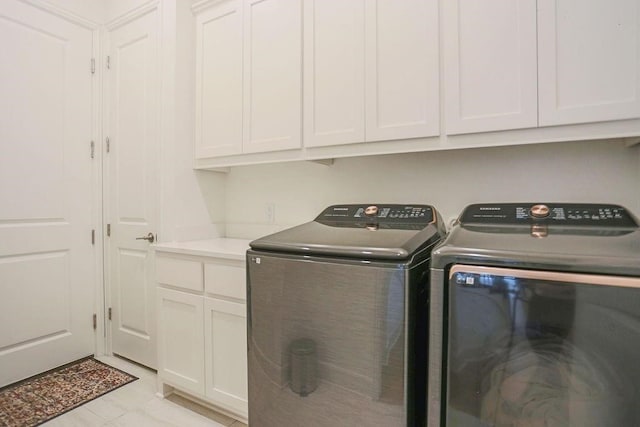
204;263;246;300
156;257;203;292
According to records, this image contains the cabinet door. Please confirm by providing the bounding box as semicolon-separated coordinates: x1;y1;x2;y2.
538;0;640;126
195;0;243;158
243;0;302;153
365;0;440;142
443;0;537;134
303;0;365;147
204;297;248;418
157;288;205;395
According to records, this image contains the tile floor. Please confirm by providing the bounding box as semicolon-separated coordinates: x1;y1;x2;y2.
42;355;247;427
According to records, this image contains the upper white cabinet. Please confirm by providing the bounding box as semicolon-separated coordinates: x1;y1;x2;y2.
243;0;302;153
445;0;640;135
193;0;640;167
195;0;302;158
538;0;640;126
195;0;243;158
304;0;439;147
443;0;538;135
364;0;440;142
303;1;365;147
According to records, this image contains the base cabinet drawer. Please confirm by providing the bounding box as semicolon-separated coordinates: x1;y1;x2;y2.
205;262;246;300
156;256;203;292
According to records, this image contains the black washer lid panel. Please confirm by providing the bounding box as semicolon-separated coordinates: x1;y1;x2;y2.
315;204;435;229
249;204;445;260
432;202;640;276
431;226;640;276
459;203;638;228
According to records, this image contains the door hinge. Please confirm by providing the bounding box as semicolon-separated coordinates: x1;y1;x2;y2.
91;58;95;74
91;229;95;245
106;55;111;69
90;140;95;159
108;307;112;321
93;313;97;330
106;137;110;153
107;223;111;237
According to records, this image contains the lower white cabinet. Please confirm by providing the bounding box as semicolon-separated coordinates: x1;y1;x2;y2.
204;297;248;415
157;287;205;395
156;252;248;421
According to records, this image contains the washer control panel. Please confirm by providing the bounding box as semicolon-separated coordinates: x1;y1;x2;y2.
316;204;434;229
460;203;638;227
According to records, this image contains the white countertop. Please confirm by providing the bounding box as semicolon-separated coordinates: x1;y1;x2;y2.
152;238;252;261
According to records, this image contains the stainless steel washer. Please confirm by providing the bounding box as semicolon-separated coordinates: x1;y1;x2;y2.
247;204;445;427
428;203;640;426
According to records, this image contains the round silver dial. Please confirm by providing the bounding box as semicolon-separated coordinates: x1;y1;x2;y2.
530;204;550;218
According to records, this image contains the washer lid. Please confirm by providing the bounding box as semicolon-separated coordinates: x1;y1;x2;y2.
249;204;445;260
432;202;640;275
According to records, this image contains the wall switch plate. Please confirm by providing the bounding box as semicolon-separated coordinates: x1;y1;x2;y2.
265;203;275;224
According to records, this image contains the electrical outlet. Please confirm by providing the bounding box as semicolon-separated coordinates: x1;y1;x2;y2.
265;203;275;224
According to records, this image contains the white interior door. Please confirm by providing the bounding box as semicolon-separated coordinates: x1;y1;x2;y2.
106;8;159;369
0;0;95;386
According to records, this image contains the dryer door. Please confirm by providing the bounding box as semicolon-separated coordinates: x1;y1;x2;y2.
445;265;640;427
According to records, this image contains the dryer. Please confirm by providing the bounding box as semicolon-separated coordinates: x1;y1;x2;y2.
428;203;640;426
247;204;445;427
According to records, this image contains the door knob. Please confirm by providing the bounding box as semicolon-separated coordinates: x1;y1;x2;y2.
135;232;155;243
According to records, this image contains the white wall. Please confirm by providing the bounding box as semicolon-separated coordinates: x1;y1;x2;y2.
41;0;153;24
41;0;105;23
159;0;226;242
224;140;640;239
104;0;149;23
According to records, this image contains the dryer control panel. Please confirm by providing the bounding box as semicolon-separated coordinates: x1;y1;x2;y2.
460;203;638;227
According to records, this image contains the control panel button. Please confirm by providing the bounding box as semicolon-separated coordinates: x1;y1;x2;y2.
364;205;378;216
530;204;550;219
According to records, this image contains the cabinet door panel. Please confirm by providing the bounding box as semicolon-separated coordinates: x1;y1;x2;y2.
204;298;248;417
538;0;640;125
157;288;204;395
304;0;365;147
365;0;439;141
444;0;537;134
195;0;243;158
243;0;302;153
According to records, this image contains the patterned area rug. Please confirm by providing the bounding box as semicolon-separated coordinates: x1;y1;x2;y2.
0;356;137;426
